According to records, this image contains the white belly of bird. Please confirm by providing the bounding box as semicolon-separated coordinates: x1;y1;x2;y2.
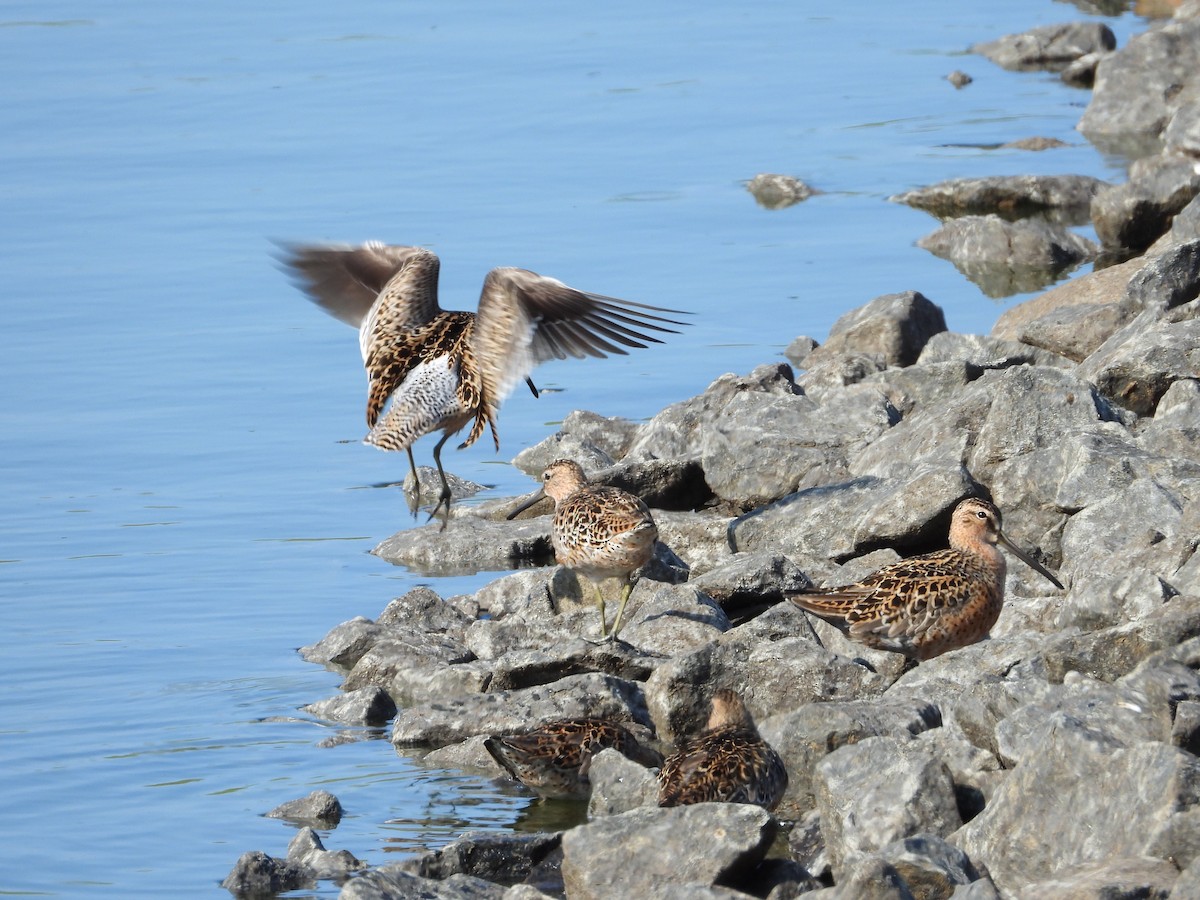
364;355;469;452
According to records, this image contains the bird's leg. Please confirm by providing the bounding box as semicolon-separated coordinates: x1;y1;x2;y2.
404;447;421;517
608;579;635;641
525;377;540;399
580;582;611;644
427;431;456;531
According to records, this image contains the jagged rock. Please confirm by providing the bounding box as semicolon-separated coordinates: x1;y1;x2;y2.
286;827;364;879
688;552;812;621
301;616;383;670
397;831;562;886
823;835;985;900
803;291;947;369
222;850;314;896
916;214;1097;298
341;868;508;899
561;803;778;899
586;747;661;817
511;409;640;476
947;70;972;89
953;719;1200;895
303;685;396;726
1079;13;1200;156
918;330;1073;369
265;789;344;827
814;737;962;879
890;174;1107;220
1081;309;1200;418
973;22;1116;72
758;698;942;818
1091;155;1200;256
1019;857;1178;899
644;603;889;746
372;515;553;576
391;673;652;748
626;363;799;464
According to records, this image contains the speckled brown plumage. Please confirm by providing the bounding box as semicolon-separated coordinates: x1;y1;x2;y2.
790;497;1064;661
507;459;657;641
657;689;788;811
484;718;663;798
278;242;687;521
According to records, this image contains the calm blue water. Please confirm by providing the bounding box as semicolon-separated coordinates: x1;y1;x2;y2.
0;1;1143;896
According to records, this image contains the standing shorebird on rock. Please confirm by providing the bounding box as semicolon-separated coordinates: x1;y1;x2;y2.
484;718;663;799
279;242;687;523
657;689;788;811
507;459;658;642
790;497;1064;661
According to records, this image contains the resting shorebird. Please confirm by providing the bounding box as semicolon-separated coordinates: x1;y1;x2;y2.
657;689;788;810
279;242;686;522
790;497;1064;661
507;459;657;642
485;718;663;799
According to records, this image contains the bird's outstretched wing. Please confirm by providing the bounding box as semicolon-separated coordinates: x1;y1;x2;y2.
472;266;689;406
277;242;443;352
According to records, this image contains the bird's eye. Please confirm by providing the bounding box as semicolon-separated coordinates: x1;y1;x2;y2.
976;510;987;519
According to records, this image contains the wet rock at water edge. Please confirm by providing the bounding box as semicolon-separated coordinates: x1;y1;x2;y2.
286;827;365;880
890;174;1108;221
973;21;1116;72
747;173;814;209
302;684;396;726
1090;155;1200;259
946;70;972;88
916;214;1097;298
265;789;344;828
222;850;314;897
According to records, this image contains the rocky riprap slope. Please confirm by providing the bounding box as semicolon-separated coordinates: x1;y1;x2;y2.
226;5;1200;899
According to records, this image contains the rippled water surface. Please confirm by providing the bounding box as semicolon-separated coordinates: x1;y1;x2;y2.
1;1;1144;896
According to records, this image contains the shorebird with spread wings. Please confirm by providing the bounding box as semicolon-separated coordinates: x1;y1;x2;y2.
280;242;688;523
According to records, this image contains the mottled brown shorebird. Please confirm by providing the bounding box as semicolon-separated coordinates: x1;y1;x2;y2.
485;718;663;799
507;459;657;642
279;242;686;521
790;497;1064;661
657;689;788;810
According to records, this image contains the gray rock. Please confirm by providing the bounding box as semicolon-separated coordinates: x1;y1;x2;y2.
1058;477;1193;630
919;330;1072;369
973;22;1116;72
1082;309;1200;416
947;70;972;89
804;291;947;369
1165;97;1200;158
814;736;962;878
377;586;475;635
890;175;1108;220
1061;51;1107;88
1017;857;1178;899
747;173;814;209
391;673;652;748
1079;15;1200;156
511;409;640;476
303;685;397;726
993;673;1171;767
1174;854;1200;898
917;214;1097;298
758;698;941;818
398;831;562;887
830;835;983;900
560;803;777;899
953;723;1200;895
372;515;553;577
1091;156;1200;256
644;603;889;746
265;789;344;827
991;255;1145;344
1016;298;1137;362
341;629;476;700
341;868;508;899
626;363;799;464
697;371;898;508
301;616;382;670
688;552;813;622
287;827;365;879
1122;240;1200;316
586;747;660;817
223;850;314;896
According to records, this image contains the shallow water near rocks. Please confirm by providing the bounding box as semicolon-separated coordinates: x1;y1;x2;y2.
0;1;1145;896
